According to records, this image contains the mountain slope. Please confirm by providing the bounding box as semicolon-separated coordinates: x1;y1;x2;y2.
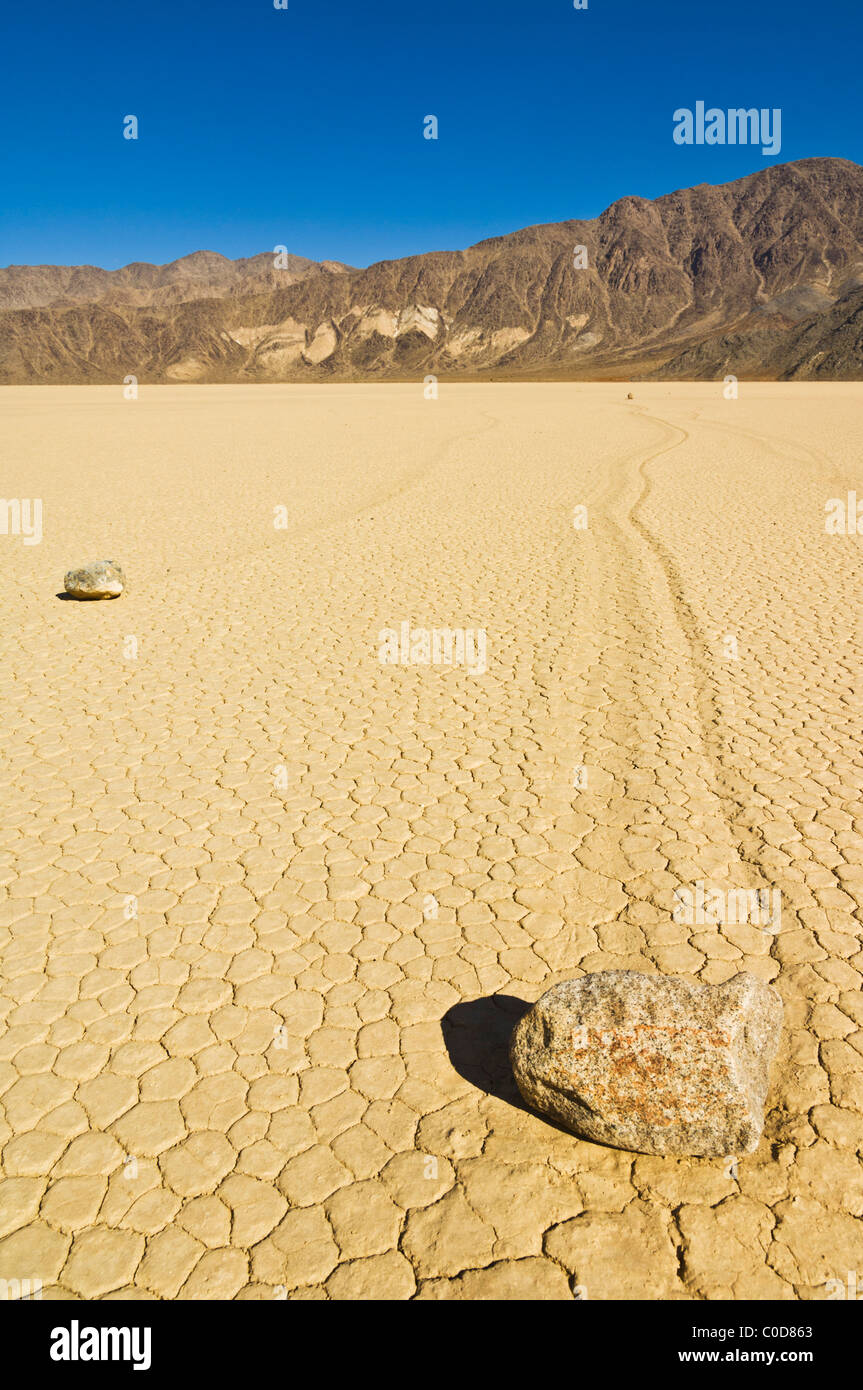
0;251;354;312
1;157;861;382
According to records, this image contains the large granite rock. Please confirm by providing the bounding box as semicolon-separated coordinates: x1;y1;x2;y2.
64;560;125;599
510;970;783;1157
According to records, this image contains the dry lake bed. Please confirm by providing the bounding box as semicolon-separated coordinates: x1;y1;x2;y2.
1;383;862;1300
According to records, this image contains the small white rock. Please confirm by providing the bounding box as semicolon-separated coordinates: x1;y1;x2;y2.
64;560;126;600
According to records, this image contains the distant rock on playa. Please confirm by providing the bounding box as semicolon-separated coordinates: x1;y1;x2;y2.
64;560;126;599
510;969;783;1157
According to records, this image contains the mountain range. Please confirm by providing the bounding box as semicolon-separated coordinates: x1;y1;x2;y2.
1;157;861;383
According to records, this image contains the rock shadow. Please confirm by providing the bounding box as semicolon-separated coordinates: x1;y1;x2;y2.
55;592;116;600
442;993;532;1110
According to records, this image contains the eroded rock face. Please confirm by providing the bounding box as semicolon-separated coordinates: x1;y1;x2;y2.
510;970;783;1157
63;560;125;599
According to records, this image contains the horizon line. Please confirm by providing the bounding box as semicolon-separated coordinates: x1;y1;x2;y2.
2;153;856;278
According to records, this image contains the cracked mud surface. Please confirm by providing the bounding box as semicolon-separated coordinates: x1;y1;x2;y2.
1;383;862;1300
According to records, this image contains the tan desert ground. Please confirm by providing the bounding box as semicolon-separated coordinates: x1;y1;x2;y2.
2;382;863;1300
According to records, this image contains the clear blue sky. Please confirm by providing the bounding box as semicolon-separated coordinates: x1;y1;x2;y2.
1;0;859;270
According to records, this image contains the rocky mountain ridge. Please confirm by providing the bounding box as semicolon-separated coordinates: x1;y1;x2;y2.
2;157;861;381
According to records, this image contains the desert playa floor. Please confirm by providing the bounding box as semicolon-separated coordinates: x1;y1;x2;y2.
2;383;863;1301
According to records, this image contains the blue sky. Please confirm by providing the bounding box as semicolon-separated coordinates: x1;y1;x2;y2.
0;0;859;270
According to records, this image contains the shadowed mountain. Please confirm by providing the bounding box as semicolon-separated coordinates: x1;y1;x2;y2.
1;157;861;382
652;283;863;380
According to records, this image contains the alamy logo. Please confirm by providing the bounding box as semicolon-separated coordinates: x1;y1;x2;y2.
0;1277;42;1299
379;621;487;676
673;102;781;156
50;1321;151;1371
673;881;781;933
825;493;863;534
0;498;42;544
826;1272;863;1300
